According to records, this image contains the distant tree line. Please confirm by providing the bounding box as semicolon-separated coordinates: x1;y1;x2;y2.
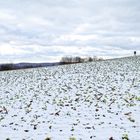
0;63;31;71
60;56;104;64
0;63;60;71
0;56;104;71
0;64;14;71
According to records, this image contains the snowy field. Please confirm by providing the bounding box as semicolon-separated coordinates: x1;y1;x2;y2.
0;56;140;140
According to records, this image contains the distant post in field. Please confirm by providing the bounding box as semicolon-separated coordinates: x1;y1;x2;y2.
134;51;136;56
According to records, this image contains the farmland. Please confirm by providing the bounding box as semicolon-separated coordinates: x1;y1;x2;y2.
0;56;140;140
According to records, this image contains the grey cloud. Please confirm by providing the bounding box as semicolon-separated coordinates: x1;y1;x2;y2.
0;0;140;63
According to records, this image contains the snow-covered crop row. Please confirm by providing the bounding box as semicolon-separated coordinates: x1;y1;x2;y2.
0;56;140;140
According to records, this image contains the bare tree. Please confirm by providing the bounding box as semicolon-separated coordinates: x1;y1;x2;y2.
60;56;104;64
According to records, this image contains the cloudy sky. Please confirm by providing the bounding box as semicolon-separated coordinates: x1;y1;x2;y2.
0;0;140;63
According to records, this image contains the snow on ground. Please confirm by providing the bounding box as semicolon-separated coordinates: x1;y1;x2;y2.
0;56;140;140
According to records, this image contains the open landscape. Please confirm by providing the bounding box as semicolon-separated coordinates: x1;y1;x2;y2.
0;56;140;140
